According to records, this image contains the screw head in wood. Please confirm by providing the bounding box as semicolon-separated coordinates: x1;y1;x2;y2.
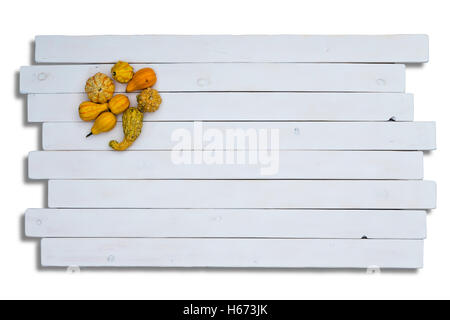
197;77;211;87
37;72;48;81
376;78;386;86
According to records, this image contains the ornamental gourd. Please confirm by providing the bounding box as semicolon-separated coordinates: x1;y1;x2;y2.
126;68;157;92
87;112;117;137
137;88;162;113
109;107;144;151
78;101;109;121
85;73;115;103
108;94;130;115
111;61;134;83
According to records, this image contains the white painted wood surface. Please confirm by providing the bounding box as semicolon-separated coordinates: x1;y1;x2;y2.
26;209;427;239
20;63;406;93
43;122;436;151
41;238;424;268
28;151;423;180
27;92;414;122
22;34;436;269
48;180;436;209
35;35;429;63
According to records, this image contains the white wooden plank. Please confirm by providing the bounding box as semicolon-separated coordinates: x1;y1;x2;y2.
25;209;427;239
43;122;436;151
27;92;415;122
28;151;423;180
35;35;429;64
48;180;437;209
40;238;424;268
19;63;405;93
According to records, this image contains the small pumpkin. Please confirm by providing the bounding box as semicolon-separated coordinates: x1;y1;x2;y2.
78;101;109;121
109;107;144;151
85;73;115;103
108;94;130;115
126;68;157;92
137;88;162;113
111;61;134;83
86;112;117;137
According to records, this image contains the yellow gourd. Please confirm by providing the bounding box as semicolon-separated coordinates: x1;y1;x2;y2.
86;112;117;137
137;88;162;113
78;101;109;121
108;94;130;115
85;73;115;103
126;68;157;92
111;61;134;83
109;107;144;151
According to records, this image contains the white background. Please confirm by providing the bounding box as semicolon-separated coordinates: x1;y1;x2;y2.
0;0;447;300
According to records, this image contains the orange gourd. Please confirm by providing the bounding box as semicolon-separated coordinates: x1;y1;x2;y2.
86;112;117;137
126;68;157;92
108;94;130;115
78;101;109;121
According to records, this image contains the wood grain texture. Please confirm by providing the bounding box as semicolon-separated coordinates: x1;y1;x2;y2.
27;92;415;122
48;180;437;209
20;63;406;93
42;122;436;151
28;151;424;180
35;35;429;63
26;208;427;239
41;238;424;268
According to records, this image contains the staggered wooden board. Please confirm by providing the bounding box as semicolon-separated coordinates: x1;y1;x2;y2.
28;151;424;180
28;93;415;122
25;209;427;239
41;238;424;269
20;63;406;93
48;180;436;209
23;35;435;269
34;35;429;63
42;122;435;151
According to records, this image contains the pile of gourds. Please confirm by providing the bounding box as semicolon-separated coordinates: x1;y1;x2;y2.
79;61;162;151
